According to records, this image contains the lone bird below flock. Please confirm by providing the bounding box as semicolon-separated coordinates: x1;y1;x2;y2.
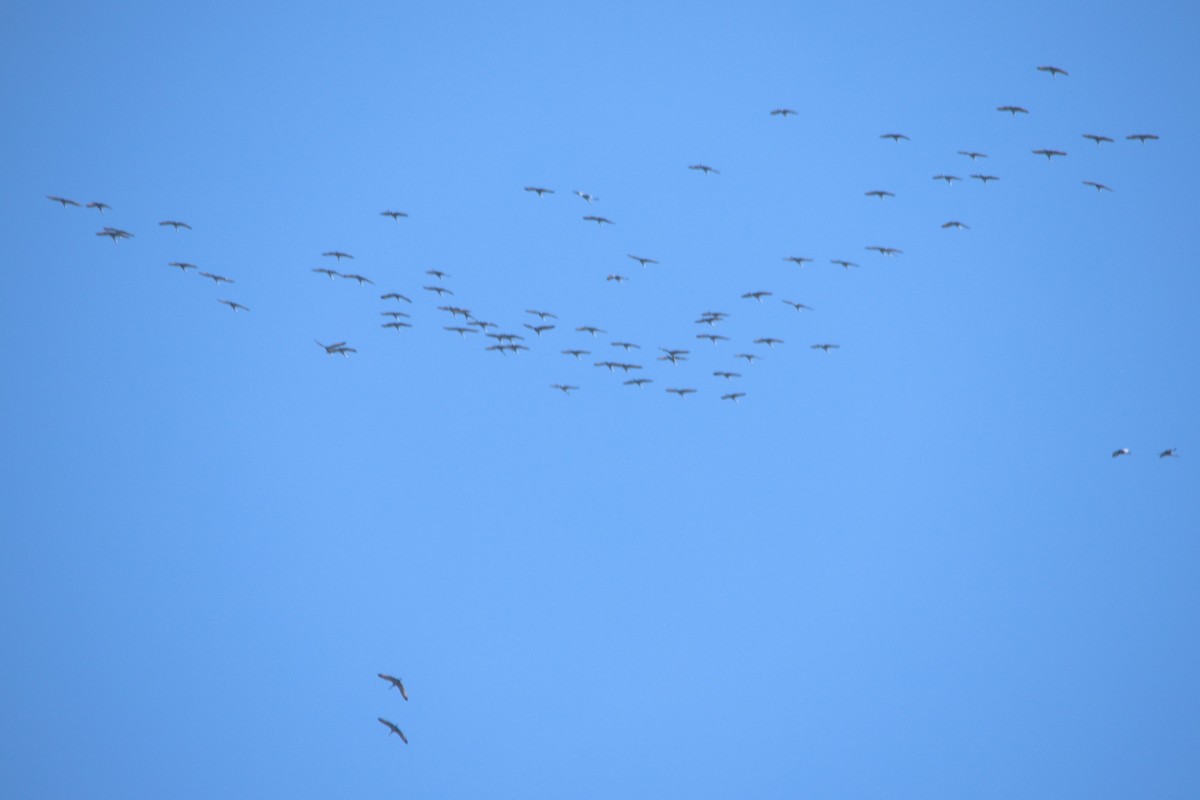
218;299;249;313
381;210;408;221
770;108;797;117
1083;181;1113;192
377;673;409;700
628;254;658;267
378;718;408;744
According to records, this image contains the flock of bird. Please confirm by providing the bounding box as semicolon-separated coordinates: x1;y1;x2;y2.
46;63;1178;462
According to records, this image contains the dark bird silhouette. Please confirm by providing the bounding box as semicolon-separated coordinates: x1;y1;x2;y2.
865;246;902;256
381;210;409;221
199;272;233;285
576;326;606;337
168;261;197;272
811;343;840;352
666;387;697;397
426;269;450;279
722;392;746;403
736;353;760;364
342;273;374;285
218;299;249;312
941;221;970;230
741;291;772;302
381;292;412;303
583;215;614;226
47;195;81;207
573;190;598;203
315;340;348;355
865;190;895;199
159;220;192;230
1112;448;1130;458
444;326;477;337
997;105;1029;116
523;323;555;337
423;285;453;296
605;274;627;284
958;151;988;161
469;319;496;330
624;378;653;388
628;254;658;267
1037;65;1068;78
1032;149;1067;161
526;309;557;320
1082;181;1113;192
933;175;962;185
86;201;111;213
96;227;133;241
697;333;729;345
783;300;813;311
1083;134;1114;146
562;349;590;359
323;251;353;262
611;342;640;351
770;108;797;117
1160;449;1179;458
377;718;408;744
551;384;578;395
688;164;720;175
713;371;741;380
1126;134;1159;144
880;133;910;142
784;256;814;266
831;259;858;270
970;174;1000;185
312;268;340;279
524;186;554;197
439;306;471;319
381;311;411;319
382;321;411;331
377;674;409;700
754;337;784;348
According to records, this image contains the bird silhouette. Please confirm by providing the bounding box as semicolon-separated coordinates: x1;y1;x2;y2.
377;674;409;700
377;718;408;744
159;220;192;230
997;105;1029;116
1037;65;1068;78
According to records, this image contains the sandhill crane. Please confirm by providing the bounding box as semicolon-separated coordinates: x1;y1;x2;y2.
381;210;408;221
722;392;746;403
551;384;578;395
611;342;640;351
218;299;249;312
469;319;496;330
736;353;760;364
741;291;772;302
970;174;1000;185
831;259;858;269
315;340;348;355
1126;134;1159;144
754;337;784;349
713;371;741;380
628;254;658;267
624;378;653;387
1083;134;1114;146
811;343;839;352
606;274;627;283
688;164;719;175
1160;448;1179;458
1112;448;1130;458
381;292;412;303
377;674;409;700
487;332;524;343
381;311;410;319
342;274;374;285
86;201;111;213
1032;149;1067;161
168;261;197;272
159;220;192;230
377;718;408;744
439;306;471;319
997;105;1029;116
865;246;901;256
666;387;697;397
199;272;233;285
524;186;554;197
573;191;598;203
594;360;619;373
576;326;605;337
583;215;613;226
697;333;729;345
880;133;910;142
658;349;688;364
770;108;797;117
941;221;970;230
784;256;814;266
783;300;813;311
933;175;962;185
96;228;133;241
958;151;988;161
382;321;411;331
423;285;453;296
47;195;80;207
1082;181;1113;192
523;323;555;337
426;269;450;279
1037;65;1068;78
562;349;590;359
865;190;895;199
444;326;477;337
322;251;352;261
526;309;557;320
312;268;340;279
616;363;642;373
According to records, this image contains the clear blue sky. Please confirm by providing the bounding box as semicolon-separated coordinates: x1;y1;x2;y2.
2;1;1198;796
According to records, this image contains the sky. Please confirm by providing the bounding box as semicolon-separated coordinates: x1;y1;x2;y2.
2;0;1199;797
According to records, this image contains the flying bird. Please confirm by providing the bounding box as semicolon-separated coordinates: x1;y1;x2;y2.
628;254;658;267
523;323;555;337
218;299;249;312
551;384;578;395
1032;149;1067;161
377;718;408;744
1126;133;1159;144
1160;449;1179;458
96;227;133;241
770;108;797;117
611;342;640;351
783;300;813;311
85;202;111;213
1082;134;1114;146
666;387;697;397
736;353;760;364
784;256;814;266
562;349;590;359
970;174;1000;185
958;151;988;161
444;326;477;337
997;105;1029;116
624;378;653;387
880;133;910;142
377;674;409;700
381;311;411;319
525;309;557;320
426;269;450;279
754;337;784;348
831;259;858;269
741;291;772;302
688;164;719;175
1037;65;1068;78
382;321;411;331
576;326;605;337
606;274;628;283
933;175;962;185
199;272;233;285
697;333;729;344
322;251;353;261
865;190;895;199
312;268;340;279
573;190;598;203
168;261;197;272
159;220;192;230
941;221;970;229
423;285;453;296
381;210;408;221
47;195;81;207
722;392;746;403
315;340;348;355
1112;448;1130;458
865;246;902;256
381;293;412;303
342;273;375;285
713;371;741;380
1082;181;1113;192
811;343;840;352
524;186;554;197
583;215;613;226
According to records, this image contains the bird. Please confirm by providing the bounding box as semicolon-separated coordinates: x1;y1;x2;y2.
342;273;375;285
784;256;814;266
1032;149;1067;161
688;164;719;175
377;674;409;700
551;384;578;395
381;311;411;319
85;202;111;213
770;108;797;117
1037;65;1068;78
1160;449;1179;458
524;186;554;197
525;309;557;320
381;210;408;221
697;333;729;345
783;300;813;311
933;175;962;185
444;326;477;337
722;392;746;403
754;337;784;348
167;261;197;272
487;332;524;343
96;227;133;241
199;272;233;285
439;306;471;319
880;133;910;142
658;348;688;364
713;371;741;380
628;254;658;267
970;174;1000;185
615;363;642;373
159;220;192;230
941;221;970;230
523;323;555;337
562;349;590;359
576;326;606;337
741;291;772;302
594;361;620;373
997;105;1029;116
315;340;348;355
322;251;353;261
469;319;496;330
47;195;80;207
377;718;408;744
666;387;697;397
1082;134;1114;146
811;343;840;352
382;321;411;331
423;285;453;296
624;378;653;387
606;274;628;284
381;292;412;303
1126;134;1159;144
312;268;340;279
1082;181;1113;192
865;190;895;199
583;215;613;226
1112;448;1130;458
735;353;760;364
958;151;988;161
426;269;450;279
573;190;598;203
831;259;858;270
611;342;640;351
865;246;902;256
218;299;249;312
